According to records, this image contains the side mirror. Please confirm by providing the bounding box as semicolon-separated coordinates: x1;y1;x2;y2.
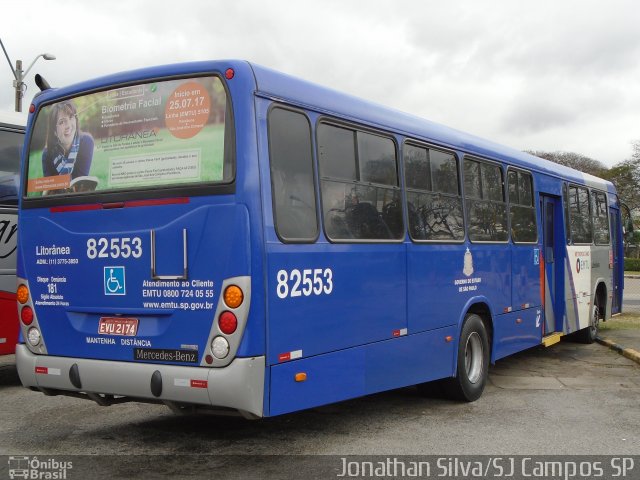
625;217;634;234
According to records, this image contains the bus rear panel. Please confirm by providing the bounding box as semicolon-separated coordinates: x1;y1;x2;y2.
17;62;267;417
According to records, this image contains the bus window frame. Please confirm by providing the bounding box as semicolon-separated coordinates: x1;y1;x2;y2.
21;72;237;210
591;188;611;246
402;139;465;244
563;182;571;244
267;104;320;244
315;116;404;244
462;154;509;244
505;166;538;245
567;183;594;245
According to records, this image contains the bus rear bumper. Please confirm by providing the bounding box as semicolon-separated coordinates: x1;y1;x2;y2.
16;344;265;418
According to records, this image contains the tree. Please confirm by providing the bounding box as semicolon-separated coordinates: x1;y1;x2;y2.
602;141;640;213
526;143;640;233
525;150;607;177
603;161;640;208
632;139;640;162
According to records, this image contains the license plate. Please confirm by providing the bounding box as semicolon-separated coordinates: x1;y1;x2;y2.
98;317;139;336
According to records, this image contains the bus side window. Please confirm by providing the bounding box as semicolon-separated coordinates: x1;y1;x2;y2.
592;190;610;245
568;185;593;244
268;108;319;242
464;158;508;242
404;142;464;241
507;169;537;243
318;123;402;241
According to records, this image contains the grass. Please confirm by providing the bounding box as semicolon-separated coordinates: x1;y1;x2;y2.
624;271;640;276
601;312;640;330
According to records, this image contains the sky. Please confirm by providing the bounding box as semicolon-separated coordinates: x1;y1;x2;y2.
1;0;638;167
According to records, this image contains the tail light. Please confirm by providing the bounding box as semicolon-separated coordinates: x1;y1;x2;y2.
27;327;41;346
21;305;34;325
204;276;250;367
223;285;244;309
218;311;238;334
211;336;230;359
17;284;29;304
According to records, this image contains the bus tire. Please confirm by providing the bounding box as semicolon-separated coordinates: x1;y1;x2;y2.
444;313;489;402
577;299;600;344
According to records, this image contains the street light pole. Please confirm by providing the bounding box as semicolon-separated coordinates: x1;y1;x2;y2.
0;37;55;112
14;59;23;112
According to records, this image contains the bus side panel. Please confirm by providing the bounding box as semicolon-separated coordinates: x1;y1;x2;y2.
563;247;586;333
511;245;541;313
494;243;542;359
363;324;456;394
407;245;465;332
492;309;542;361
266;245;407;366
591;245;613;319
564;245;609;333
269;346;366;416
268;325;456;416
408;244;510;333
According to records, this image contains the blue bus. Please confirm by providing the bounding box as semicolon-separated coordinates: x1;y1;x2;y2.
0;113;23;356
16;61;623;418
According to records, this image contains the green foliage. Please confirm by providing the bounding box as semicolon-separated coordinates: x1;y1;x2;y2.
527;142;640;220
525;150;607;177
599;313;640;330
602;158;640;214
624;257;640;271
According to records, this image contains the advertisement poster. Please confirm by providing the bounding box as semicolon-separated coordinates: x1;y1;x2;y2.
26;76;227;196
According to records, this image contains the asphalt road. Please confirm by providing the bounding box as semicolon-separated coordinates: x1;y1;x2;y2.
1;338;639;479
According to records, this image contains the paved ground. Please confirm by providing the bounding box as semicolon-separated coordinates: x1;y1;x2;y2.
0;354;14;370
0;334;639;479
602;328;640;351
598;328;640;365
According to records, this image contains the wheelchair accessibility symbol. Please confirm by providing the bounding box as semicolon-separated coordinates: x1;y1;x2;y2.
104;266;126;295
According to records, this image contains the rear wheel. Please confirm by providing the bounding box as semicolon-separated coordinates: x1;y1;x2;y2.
576;299;600;344
443;313;490;402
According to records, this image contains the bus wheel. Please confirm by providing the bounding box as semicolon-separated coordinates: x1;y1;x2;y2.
444;313;489;402
577;300;600;344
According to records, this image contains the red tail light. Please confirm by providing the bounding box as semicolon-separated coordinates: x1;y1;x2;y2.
218;311;237;334
21;306;34;325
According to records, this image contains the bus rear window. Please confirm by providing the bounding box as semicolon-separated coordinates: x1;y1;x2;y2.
26;75;230;198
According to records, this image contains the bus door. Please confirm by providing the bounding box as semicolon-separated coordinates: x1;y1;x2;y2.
610;207;621;314
541;195;564;335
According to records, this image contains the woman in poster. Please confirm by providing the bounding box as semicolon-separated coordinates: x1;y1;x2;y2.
42;101;94;179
